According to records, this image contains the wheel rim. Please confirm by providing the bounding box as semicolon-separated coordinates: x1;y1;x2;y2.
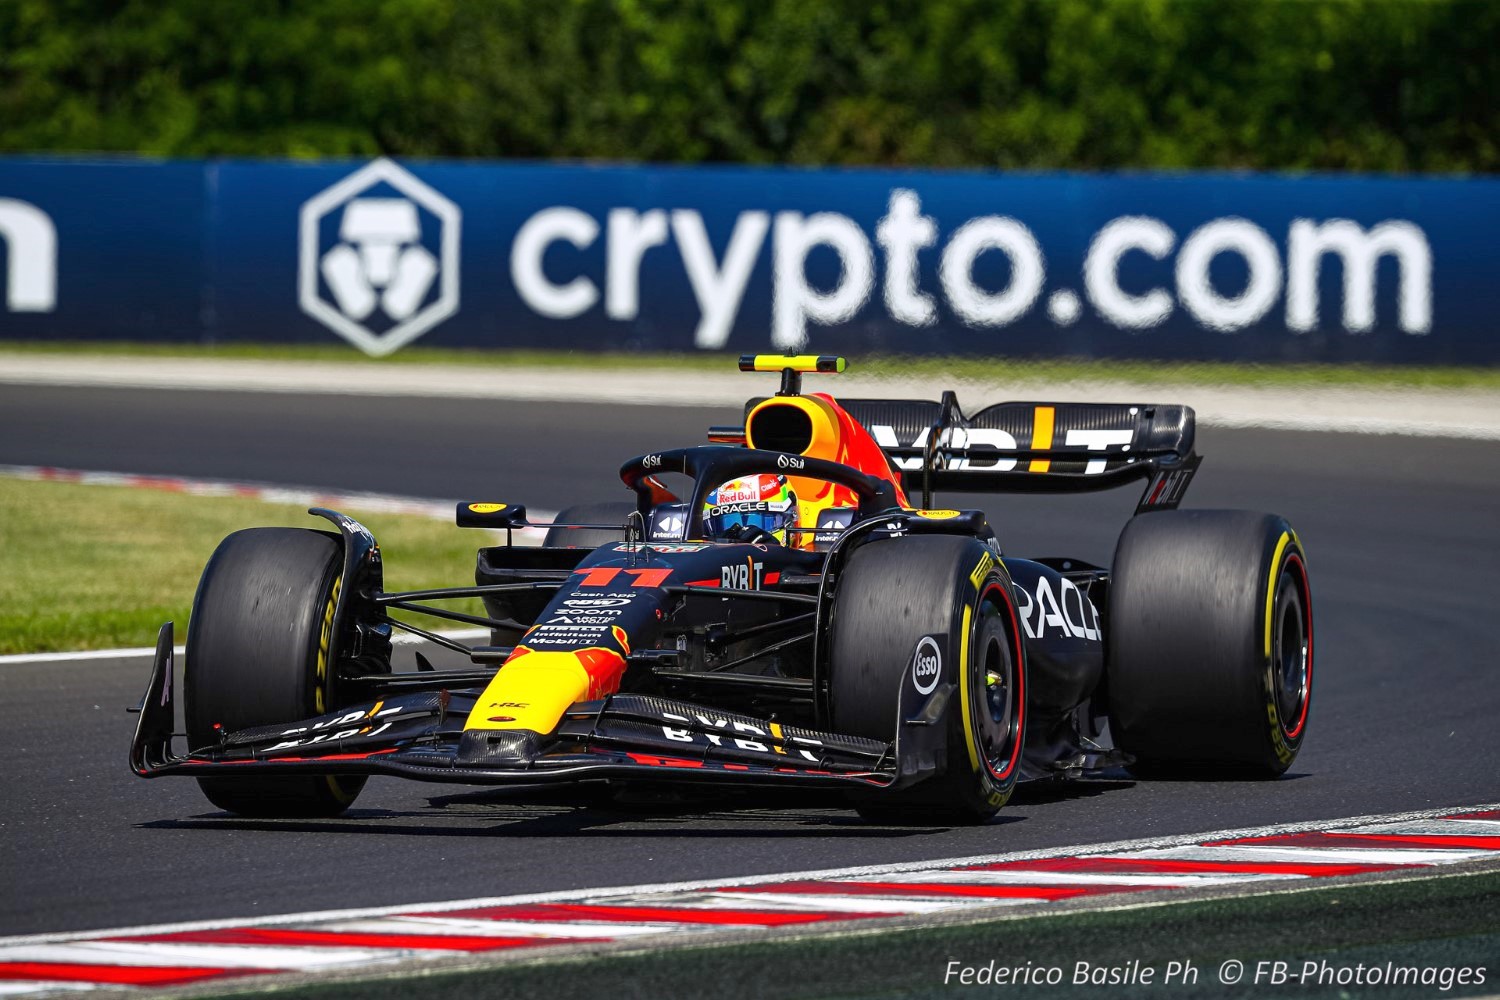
973;585;1022;780
1271;563;1309;738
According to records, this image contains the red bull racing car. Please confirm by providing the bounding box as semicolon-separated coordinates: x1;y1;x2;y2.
131;356;1313;823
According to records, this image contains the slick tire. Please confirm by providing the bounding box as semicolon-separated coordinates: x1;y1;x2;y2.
185;527;366;817
1107;510;1313;776
829;535;1025;824
543;502;637;549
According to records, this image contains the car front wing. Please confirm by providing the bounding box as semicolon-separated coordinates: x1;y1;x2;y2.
129;625;935;792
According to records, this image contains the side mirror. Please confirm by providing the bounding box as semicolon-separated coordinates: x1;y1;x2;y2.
456;502;528;529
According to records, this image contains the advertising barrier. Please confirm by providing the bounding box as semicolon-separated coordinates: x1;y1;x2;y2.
1;155;1497;363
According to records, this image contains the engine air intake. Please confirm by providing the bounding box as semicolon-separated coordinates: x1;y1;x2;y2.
747;401;815;454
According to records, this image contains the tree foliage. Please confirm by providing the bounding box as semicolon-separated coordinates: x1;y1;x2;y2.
1;0;1494;172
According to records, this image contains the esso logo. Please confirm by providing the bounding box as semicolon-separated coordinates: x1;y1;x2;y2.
911;636;942;695
563;598;632;608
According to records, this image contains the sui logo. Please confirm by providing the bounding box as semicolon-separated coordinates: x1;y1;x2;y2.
298;158;460;356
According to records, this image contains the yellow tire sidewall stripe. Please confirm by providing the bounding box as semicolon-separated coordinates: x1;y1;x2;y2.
1263;531;1293;660
958;603;979;773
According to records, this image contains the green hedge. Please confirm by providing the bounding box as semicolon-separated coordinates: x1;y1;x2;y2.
2;0;1495;172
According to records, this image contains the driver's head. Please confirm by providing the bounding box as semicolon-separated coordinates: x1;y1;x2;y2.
702;474;798;544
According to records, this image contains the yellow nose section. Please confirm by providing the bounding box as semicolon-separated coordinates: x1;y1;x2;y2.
463;647;628;734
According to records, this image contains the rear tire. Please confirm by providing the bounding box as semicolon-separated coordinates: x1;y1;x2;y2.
830;536;1025;824
185;527;367;817
543;502;636;549
1107;510;1312;776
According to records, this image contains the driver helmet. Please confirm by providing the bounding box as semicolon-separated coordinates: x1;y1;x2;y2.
702;474;799;544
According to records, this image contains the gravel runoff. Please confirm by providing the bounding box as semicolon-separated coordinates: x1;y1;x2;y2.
2;352;1498;440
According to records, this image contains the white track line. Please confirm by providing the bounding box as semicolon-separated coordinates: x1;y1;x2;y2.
0;630;492;667
0;986;95;996
0;943;390;971
0;464;558;537
674;892;974;914
851;869;1283;887
1115;845;1487;865
1205;411;1500;440
1348;819;1500;835
0;648;178;666
0;464;460;521
316;917;675;939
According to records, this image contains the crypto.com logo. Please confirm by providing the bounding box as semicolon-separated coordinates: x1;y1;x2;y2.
298;158;460;356
0;198;57;313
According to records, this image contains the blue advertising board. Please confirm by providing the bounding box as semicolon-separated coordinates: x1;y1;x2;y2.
2;154;1497;363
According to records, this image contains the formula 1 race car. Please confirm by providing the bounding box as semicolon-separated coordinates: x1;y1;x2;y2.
131;355;1313;823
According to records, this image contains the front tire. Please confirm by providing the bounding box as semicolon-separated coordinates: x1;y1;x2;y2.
829;536;1026;823
1107;510;1313;776
185;527;367;817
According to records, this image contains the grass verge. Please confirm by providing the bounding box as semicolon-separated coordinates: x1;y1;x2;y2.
231;869;1500;1000
4;340;1500;391
0;477;485;654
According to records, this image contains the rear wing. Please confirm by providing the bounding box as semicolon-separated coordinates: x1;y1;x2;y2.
840;395;1199;513
731;393;1200;514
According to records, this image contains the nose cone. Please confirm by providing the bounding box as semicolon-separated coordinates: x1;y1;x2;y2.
462;644;628;736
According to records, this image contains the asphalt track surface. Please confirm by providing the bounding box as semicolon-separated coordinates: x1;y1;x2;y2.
2;384;1499;938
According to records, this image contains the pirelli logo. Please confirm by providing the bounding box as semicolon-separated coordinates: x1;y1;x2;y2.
969;552;995;589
